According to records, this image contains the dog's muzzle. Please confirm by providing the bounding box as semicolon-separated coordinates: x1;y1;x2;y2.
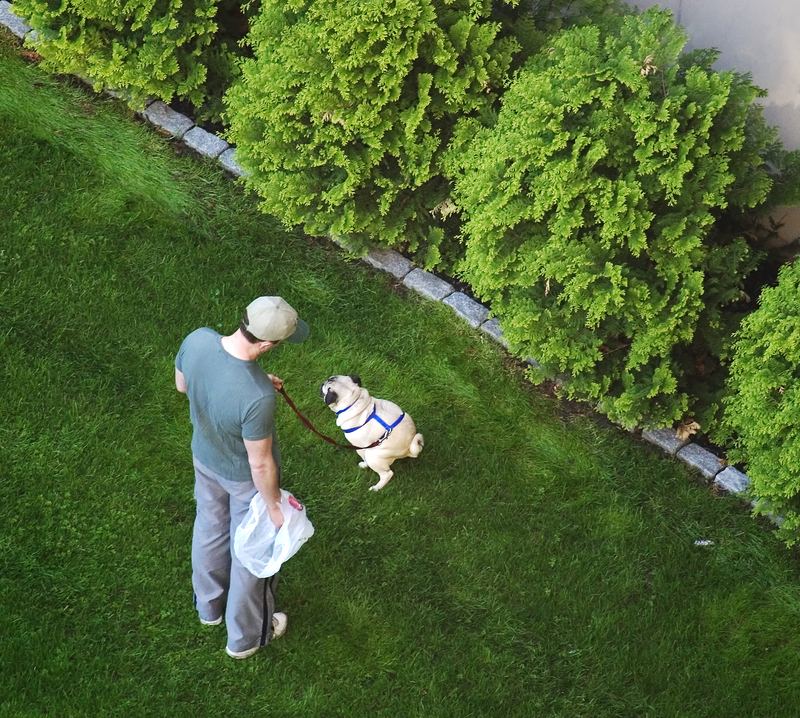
320;383;338;406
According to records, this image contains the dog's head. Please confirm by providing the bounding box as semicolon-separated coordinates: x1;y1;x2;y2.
319;375;362;410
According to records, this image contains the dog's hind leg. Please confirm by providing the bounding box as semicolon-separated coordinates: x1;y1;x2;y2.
369;470;394;491
364;455;394;491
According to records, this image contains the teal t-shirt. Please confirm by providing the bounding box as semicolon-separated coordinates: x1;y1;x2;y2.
175;328;281;482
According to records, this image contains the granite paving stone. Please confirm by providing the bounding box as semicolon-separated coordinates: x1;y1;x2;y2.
443;292;489;328
479;317;508;348
0;1;30;38
183;126;229;158
143;100;194;138
714;466;751;494
641;428;689;455
676;443;726;478
363;248;413;279
402;268;454;301
218;148;247;177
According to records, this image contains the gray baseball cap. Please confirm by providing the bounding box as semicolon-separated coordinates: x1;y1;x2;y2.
244;297;309;343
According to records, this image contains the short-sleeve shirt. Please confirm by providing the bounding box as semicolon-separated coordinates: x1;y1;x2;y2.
175;328;281;482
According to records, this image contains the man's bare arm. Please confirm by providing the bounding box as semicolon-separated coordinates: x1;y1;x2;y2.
175;368;187;393
244;436;284;528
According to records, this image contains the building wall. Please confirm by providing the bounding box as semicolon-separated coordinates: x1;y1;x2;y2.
635;0;800;150
636;0;800;244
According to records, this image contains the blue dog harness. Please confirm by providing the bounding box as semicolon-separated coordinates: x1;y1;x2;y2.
337;402;405;447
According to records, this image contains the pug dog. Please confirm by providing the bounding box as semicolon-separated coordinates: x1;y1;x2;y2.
320;375;424;491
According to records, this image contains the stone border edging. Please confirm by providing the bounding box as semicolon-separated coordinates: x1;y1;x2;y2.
0;0;27;38
1;5;763;518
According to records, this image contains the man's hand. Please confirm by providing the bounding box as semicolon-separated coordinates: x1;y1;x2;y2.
266;501;285;530
267;374;283;392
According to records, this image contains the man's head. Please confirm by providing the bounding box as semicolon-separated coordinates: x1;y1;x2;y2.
239;297;309;345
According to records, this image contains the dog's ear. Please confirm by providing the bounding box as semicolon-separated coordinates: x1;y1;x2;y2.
349;375;362;387
324;388;338;406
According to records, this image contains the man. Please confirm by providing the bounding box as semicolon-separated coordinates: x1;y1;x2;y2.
175;296;309;659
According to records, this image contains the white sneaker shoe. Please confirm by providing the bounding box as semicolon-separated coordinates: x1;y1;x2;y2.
225;612;288;659
272;611;288;638
199;616;223;626
225;644;260;659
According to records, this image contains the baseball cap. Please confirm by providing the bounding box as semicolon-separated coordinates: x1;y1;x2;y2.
244;297;309;343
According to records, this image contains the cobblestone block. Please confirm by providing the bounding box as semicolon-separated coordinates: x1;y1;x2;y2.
0;1;31;38
183;126;229;158
403;268;454;301
641;428;689;455
676;443;726;478
103;88;142;104
218;148;247;177
143;100;194;138
363;248;413;279
443;292;489;328
479;317;508;348
714;466;751;495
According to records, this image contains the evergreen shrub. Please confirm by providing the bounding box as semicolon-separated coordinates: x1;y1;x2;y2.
448;7;778;429
717;261;800;545
13;0;239;116
223;0;520;269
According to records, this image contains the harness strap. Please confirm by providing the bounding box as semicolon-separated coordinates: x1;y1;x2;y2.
374;412;405;432
335;401;357;416
343;406;405;434
342;405;376;433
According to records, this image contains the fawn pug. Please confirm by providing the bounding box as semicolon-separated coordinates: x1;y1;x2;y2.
319;375;424;491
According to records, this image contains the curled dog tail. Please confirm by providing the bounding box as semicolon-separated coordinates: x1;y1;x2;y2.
409;433;424;458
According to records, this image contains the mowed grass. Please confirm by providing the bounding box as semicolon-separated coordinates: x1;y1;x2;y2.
2;29;800;717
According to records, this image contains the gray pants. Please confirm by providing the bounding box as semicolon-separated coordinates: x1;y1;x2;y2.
192;460;279;654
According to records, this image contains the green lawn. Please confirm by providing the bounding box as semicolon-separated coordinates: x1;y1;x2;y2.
2;29;800;718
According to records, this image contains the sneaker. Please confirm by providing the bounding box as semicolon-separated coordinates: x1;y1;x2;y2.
225;612;288;659
225;644;260;659
272;611;288;638
200;615;223;626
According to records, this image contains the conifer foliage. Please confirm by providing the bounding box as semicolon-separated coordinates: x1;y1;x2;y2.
224;0;519;268
14;0;224;110
449;8;774;428
718;261;800;544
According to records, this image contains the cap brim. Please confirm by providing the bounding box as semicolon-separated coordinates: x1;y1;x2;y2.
284;318;309;344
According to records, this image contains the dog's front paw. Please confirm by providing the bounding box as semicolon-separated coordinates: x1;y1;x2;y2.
358;461;368;468
368;483;382;491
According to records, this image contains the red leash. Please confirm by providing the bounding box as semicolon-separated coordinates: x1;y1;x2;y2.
277;386;381;450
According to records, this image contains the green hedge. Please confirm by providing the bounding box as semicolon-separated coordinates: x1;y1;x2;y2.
447;8;778;429
13;0;239;116
223;0;520;269
716;261;800;544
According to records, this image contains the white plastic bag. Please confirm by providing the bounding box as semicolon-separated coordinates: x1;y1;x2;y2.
234;489;314;578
